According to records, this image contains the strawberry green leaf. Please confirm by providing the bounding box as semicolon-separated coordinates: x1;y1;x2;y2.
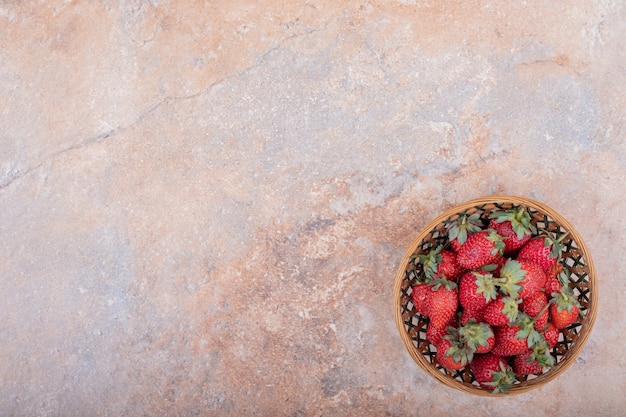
474;272;498;303
459;321;494;351
501;296;521;322
556;270;570;286
446;213;483;245
552;285;581;312
484;362;516;394
480;263;498;272
418;245;444;280
495;259;525;298
429;277;458;291
489;207;535;240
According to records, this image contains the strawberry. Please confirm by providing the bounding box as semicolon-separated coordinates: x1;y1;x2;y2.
450;239;463;254
511;259;547;300
460;306;484;325
417;245;464;282
517;233;567;272
521;292;549;330
424;279;459;330
491;323;530;357
435;335;469;371
544;268;568;299
446;213;483;252
427;323;446;345
459;271;498;312
456;229;505;269
411;282;431;316
488;207;536;254
426;315;459;345
470;353;516;393
547;261;564;277
459;321;495;354
524;333;557;371
549;287;581;329
541;322;559;348
549;284;581;329
482;295;520;326
437;250;465;281
475;335;495;354
543;276;563;299
518;261;547;300
512;350;543;375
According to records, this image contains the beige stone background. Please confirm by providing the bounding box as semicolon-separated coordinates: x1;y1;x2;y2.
1;1;625;416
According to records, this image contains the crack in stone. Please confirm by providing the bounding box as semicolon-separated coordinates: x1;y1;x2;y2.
0;100;165;191
1;21;328;192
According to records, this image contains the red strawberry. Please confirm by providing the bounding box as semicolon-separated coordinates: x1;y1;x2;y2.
488;207;535;254
516;259;547;300
517;234;567;272
459;321;495;354
543;276;562;299
521;292;549;330
544;266;567;299
435;337;467;371
456;229;505;269
437;250;465;281
427;324;446;345
411;283;431;316
446;213;483;252
550;303;579;330
425;280;459;330
541;322;559;348
459;271;498;312
426;315;459;345
482;296;520;327
491;324;529;357
470;353;516;393
450;239;463;254
512;350;543;375
418;245;465;282
549;285;581;329
460;306;484;325
475;335;495;354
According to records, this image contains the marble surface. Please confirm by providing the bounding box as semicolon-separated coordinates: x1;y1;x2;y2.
1;1;625;416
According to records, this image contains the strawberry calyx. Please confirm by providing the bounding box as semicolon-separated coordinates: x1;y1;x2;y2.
500;296;521;322
485;229;506;256
489;207;537;240
482;362;516;394
493;259;525;298
478;263;498;273
514;312;546;350
551;284;581;313
429;277;458;291
542;231;569;260
472;271;499;304
446;213;483;246
528;338;556;369
459;320;494;352
442;327;475;366
556;270;570;288
417;245;445;280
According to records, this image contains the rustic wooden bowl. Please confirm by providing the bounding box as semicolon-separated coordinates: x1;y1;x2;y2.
393;196;597;395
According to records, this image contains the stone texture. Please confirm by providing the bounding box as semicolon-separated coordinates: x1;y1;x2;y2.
1;1;625;416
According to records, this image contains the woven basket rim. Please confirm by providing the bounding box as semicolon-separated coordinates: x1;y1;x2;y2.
393;195;598;396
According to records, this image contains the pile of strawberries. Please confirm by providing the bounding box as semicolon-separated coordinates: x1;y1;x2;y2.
410;207;581;393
